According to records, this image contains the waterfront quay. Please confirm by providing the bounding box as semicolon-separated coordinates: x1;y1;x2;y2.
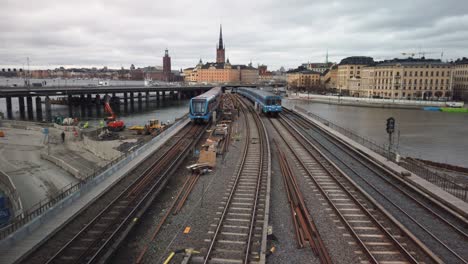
0;90;466;264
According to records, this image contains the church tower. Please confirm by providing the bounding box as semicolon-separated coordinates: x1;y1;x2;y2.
216;25;225;63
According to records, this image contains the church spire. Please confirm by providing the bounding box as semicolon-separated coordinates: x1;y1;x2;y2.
216;24;226;63
218;24;224;49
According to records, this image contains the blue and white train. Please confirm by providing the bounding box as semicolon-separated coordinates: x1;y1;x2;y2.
189;87;223;123
236;87;282;115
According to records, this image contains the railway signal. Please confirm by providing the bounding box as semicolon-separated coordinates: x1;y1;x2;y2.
386;117;395;159
386;117;395;134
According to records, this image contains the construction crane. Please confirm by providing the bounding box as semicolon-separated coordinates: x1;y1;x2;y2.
401;51;442;59
401;52;416;58
104;97;125;131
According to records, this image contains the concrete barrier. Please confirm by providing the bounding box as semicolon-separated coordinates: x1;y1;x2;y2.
0;169;23;218
40;152;83;179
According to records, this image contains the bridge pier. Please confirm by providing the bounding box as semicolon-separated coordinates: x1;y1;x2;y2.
35;97;43;121
80;94;86;118
156;91;160;101
6;96;13;119
18;96;25;120
26;96;34;120
145;91;150;109
137;92;143;111
113;96;120;114
130;92;135;112
45;96;52;122
87;94;93;117
123;93;128;113
95;95;101;117
112;93;120;114
68;95;73;117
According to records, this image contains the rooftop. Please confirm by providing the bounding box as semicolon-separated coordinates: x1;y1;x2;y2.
376;57;450;66
339;56;375;66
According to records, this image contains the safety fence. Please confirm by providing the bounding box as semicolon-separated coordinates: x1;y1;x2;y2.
0;117;188;240
294;106;468;202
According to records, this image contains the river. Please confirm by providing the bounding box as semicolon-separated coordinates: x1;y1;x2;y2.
284;99;468;167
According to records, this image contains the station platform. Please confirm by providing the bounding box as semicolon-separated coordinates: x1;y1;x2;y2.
294;107;468;221
0;118;190;264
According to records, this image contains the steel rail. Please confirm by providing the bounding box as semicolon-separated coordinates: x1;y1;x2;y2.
270;118;417;263
203;95;266;264
276;142;332;263
283;109;468;263
286;108;468;236
44;124;202;264
244;100;265;264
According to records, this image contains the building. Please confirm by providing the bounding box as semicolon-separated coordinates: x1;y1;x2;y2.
286;66;321;89
359;67;376;97
337;56;375;95
184;25;258;84
163;49;171;81
369;58;452;99
453;57;468;102
321;64;338;89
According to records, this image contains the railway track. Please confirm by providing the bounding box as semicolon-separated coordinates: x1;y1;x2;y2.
281;108;468;263
19;123;206;264
269;117;431;263
202;95;269;264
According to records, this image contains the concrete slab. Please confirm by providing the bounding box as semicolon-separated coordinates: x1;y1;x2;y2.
0;118;190;264
0;127;78;211
294;107;468;220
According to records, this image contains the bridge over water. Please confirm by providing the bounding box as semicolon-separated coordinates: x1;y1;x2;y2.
0;84;257;121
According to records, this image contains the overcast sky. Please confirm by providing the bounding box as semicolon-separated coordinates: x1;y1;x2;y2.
1;0;468;71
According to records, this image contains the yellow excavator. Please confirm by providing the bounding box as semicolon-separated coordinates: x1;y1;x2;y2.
130;119;165;135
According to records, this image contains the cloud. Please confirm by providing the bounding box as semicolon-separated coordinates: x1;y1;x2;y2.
0;0;467;70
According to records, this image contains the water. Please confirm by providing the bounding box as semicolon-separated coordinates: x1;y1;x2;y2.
284;99;468;167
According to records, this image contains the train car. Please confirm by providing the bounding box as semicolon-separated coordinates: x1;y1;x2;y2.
237;87;282;115
189;87;223;123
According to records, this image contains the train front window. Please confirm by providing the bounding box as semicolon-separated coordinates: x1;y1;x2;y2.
275;99;281;105
192;100;205;114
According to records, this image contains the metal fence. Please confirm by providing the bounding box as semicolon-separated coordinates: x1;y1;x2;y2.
294;106;468;202
0;117;188;240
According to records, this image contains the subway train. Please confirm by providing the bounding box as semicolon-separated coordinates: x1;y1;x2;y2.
236;87;282;115
189;87;222;123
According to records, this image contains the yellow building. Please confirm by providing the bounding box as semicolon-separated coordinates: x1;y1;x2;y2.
337;56;375;94
358;67;376;97
287;69;321;89
370;58;452;99
185;59;258;84
184;26;258;84
321;65;338;89
453;58;468;102
183;67;197;82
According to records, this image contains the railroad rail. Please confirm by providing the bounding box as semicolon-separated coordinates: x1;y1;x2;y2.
18;123;206;264
281;108;468;263
276;143;332;263
203;95;269;264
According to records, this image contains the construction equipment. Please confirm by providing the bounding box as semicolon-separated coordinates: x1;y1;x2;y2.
104;98;125;131
129;119;165;135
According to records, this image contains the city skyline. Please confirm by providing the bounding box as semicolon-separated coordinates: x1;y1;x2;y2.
1;0;468;70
